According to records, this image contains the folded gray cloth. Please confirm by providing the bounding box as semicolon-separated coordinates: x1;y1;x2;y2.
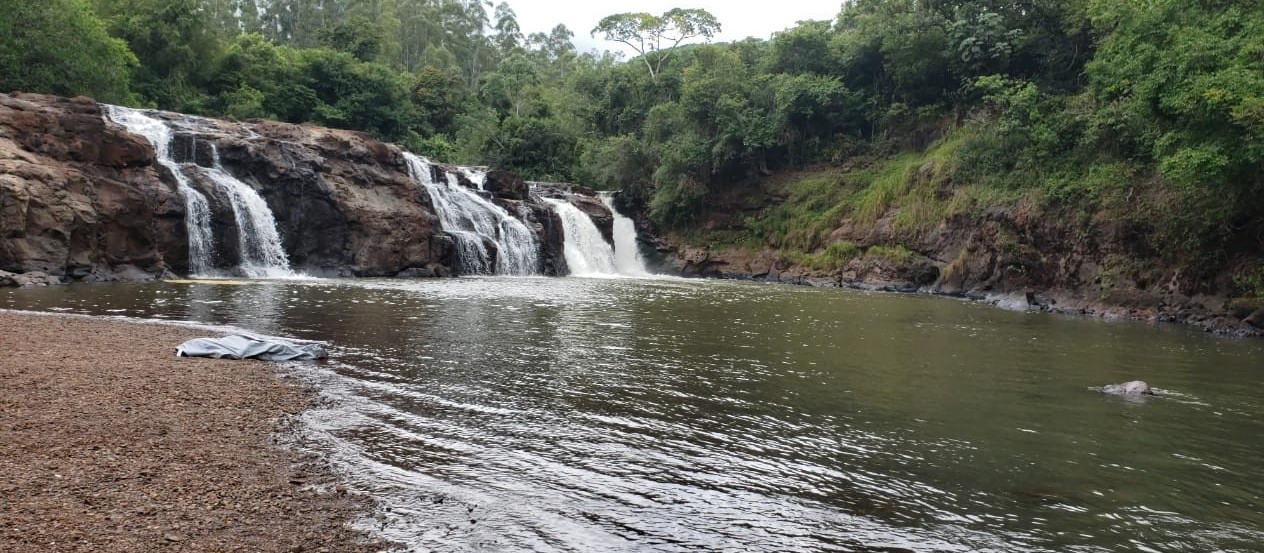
176;335;326;361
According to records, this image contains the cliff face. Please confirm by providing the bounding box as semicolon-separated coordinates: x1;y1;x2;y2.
0;93;568;282
647;178;1264;337
0;94;183;282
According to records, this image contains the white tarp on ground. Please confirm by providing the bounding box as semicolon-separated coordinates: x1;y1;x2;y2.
176;335;326;361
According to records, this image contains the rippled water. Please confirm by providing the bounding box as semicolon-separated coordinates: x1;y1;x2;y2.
4;278;1263;552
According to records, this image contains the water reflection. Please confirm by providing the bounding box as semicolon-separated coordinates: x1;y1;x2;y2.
3;278;1263;552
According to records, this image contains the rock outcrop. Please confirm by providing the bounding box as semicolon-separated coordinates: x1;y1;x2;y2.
0;93;574;281
647;176;1264;336
0;94;183;283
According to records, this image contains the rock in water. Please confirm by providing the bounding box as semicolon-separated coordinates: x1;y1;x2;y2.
1101;380;1153;396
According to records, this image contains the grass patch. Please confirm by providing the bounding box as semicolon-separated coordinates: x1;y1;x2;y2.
700;123;1060;262
785;241;860;271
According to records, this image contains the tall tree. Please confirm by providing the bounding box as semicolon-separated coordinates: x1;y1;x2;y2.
591;8;721;84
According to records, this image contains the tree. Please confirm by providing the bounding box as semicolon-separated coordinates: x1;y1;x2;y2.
0;0;136;103
591;8;721;84
96;0;225;111
318;15;385;62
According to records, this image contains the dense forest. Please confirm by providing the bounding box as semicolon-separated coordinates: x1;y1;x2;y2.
2;0;1263;294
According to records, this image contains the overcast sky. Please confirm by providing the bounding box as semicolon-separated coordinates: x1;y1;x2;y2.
508;0;845;55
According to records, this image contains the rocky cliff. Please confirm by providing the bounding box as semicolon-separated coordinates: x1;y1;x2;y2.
0;93;574;282
645;178;1264;337
0;94;182;283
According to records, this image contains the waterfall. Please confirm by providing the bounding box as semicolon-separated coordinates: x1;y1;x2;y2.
598;192;650;276
202;147;295;278
459;167;488;191
545;199;618;276
404;153;539;276
104;106;215;276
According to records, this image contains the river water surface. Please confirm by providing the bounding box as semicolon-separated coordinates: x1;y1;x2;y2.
3;277;1262;552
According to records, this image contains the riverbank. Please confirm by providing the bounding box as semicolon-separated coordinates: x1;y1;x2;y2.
639;163;1264;338
0;311;385;552
657;241;1264;338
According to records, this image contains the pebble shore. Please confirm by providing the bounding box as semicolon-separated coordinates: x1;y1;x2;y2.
0;312;388;553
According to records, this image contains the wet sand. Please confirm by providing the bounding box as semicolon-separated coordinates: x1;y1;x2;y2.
0;311;386;552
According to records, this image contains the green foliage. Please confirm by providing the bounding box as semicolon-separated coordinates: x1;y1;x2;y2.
482;115;578;181
579;135;656;198
786;241;860;272
318;16;385;62
743;171;851;251
0;0;136;102
96;0;225;112
1086;0;1264;192
1233;265;1264;299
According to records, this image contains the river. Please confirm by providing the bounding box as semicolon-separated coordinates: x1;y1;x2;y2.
3;277;1262;552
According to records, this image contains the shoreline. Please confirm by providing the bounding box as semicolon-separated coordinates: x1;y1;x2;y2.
656;248;1264;338
0;311;387;552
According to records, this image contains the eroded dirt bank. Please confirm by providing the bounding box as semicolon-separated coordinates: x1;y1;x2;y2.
0;311;386;552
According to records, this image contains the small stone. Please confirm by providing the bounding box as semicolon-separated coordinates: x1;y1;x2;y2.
164;534;182;542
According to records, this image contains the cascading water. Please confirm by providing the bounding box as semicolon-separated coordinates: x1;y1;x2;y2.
404;153;539;276
458;167;488;191
545;198;618;276
202;147;296;278
104;106;216;276
598;192;651;276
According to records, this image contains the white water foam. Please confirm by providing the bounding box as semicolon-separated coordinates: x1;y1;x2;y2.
545;198;618;277
404;153;538;276
598;192;650;276
203;146;297;278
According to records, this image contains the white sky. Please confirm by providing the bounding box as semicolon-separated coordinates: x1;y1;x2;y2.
508;0;845;55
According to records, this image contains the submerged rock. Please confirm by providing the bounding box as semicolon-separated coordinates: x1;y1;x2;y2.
1101;380;1153;396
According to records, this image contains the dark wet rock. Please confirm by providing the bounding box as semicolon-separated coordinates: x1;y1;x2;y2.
1101;381;1153;396
0;94;181;281
484;170;528;200
1226;298;1263;319
531;202;569;277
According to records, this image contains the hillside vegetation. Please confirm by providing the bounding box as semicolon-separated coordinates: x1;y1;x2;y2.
1;0;1262;298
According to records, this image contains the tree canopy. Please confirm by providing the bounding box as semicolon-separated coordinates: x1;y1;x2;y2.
591;8;721;83
0;0;136;103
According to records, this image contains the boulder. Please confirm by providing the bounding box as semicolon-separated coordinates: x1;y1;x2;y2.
484;170;529;200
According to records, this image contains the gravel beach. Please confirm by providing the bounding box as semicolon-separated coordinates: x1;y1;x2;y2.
0;311;385;553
